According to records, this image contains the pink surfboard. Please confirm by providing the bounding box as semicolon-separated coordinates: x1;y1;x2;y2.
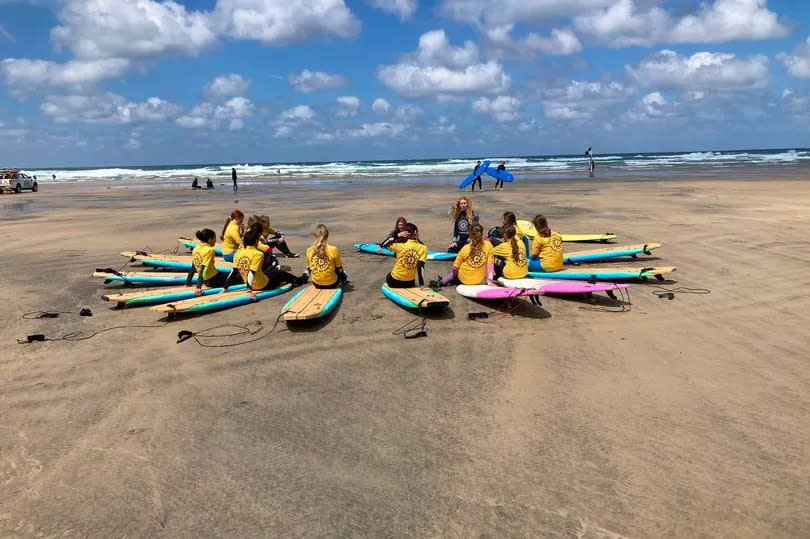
456;284;544;300
499;277;629;295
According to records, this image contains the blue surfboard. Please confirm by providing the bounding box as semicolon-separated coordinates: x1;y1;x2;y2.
528;266;675;281
354;243;457;261
381;284;449;311
281;285;343;321
103;284;249;305
152;284;293;315
459;160;490;189
527;243;660;271
485;167;514;182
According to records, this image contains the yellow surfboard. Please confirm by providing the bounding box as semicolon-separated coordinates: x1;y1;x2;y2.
517;220;618;243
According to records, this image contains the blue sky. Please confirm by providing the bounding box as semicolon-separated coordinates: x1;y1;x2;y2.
1;0;809;166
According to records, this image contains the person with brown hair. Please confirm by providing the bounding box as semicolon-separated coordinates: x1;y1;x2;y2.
436;223;495;287
448;196;479;253
529;214;563;272
220;209;245;262
378;223;427;288
491;225;528;280
380;216;409;249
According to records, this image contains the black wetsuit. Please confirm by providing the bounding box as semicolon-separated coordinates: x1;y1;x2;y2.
448;211;479;253
494;164;506;189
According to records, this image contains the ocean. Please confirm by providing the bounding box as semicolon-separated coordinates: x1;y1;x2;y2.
19;148;810;184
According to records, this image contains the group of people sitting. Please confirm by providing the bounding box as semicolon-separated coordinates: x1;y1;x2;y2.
191;177;215;189
182;196;563;299
378;196;564;289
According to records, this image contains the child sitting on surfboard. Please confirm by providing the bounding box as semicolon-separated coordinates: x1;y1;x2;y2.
304;224;348;289
380;216;409;249
492;225;528;280
377;223;427;288
220;210;245;262
529;214;563;272
224;228;307;300
448;197;479;253
185;228;229;295
250;214;299;258
487;211;527;249
436;224;495;287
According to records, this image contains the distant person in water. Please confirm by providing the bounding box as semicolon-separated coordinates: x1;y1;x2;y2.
586;147;595;177
191;177;201;189
206;178;214;189
471;160;483;191
277;169;281;174
52;174;56;181
232;167;238;191
493;161;507;190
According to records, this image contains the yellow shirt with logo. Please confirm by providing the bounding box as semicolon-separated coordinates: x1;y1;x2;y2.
390;239;428;282
513;222;525;241
221;220;242;255
493;239;528;279
306;244;342;286
530;231;564;272
233;245;269;290
453;242;494;285
191;243;219;281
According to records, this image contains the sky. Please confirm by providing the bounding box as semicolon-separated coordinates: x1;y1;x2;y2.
1;0;810;167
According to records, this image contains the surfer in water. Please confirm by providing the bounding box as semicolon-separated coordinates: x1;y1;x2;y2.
377;223;427;288
436;224;495;287
529;215;563;272
586;147;595;177
493;161;507;190
381;217;409;249
304;224;348;289
224;228;307;300
471;160;483;191
448;197;479;253
232;167;238;191
186;228;229;295
492;225;528;280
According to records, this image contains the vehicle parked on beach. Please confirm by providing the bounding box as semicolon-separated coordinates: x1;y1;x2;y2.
1;168;38;194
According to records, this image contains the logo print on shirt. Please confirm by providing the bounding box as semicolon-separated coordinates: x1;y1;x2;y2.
467;249;486;268
192;252;203;270
400;249;420;269
312;253;331;273
458;218;469;233
550;235;563;252
237;256;252;282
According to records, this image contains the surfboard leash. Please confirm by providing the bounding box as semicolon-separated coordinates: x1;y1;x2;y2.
17;308;167;344
392;300;428;339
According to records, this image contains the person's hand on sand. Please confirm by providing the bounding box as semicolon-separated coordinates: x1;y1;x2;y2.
195;289;203;297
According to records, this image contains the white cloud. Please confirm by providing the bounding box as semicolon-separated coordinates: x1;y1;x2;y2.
345;122;406;138
213;0;360;44
517;119;537;131
274;125;293;138
370;0;417;19
42;93;181;124
0;57;130;95
51;0;216;60
472;95;521;121
372;98;391;114
393;104;423;120
203;74;251;100
176;97;254;129
541;80;634;121
310;132;336;143
626;50;769;91
288;69;348;93
779;37;810;80
485;25;581;58
574;0;788;48
414;29;479;69
429;116;456;135
626;91;681;122
124;128;142;149
280;104;316;122
336;95;360;117
439;0;610;25
378;62;509;97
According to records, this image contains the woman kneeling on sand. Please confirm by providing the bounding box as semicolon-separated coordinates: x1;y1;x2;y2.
492;225;528;280
436;224;495;287
529;214;563;272
224;228;307;300
304;224;348;289
378;223;427;288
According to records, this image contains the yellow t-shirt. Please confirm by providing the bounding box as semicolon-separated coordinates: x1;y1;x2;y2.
390;240;428;282
306;244;342;286
263;225;278;237
513;222;525;241
191;243;219;281
531;231;564;272
493;239;528;279
453;242;494;285
233;245;269;290
221;220;242;255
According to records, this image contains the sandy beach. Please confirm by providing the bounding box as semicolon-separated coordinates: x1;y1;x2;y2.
2;173;809;536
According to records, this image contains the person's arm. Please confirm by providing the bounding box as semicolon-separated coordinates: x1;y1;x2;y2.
223;268;238;291
530;237;540;258
336;267;348;285
185;264;197;287
417;261;425;286
472;211;479;223
439;266;458;286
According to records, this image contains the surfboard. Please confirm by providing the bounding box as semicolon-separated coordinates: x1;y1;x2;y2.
281;286;342;321
484;167;514;182
517;220;618;243
381;284;449;311
456;284;543;300
102;284;247;306
527;266;676;281
353;243;457;261
498;278;629;295
93;270;197;285
151;284;293;315
121;251;234;273
459;160;490;189
527;243;661;271
177;237;224;256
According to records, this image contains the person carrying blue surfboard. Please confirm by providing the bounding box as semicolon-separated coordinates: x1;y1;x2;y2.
377;223;427;288
448;196;479;253
471;160;483;191
493;162;507;190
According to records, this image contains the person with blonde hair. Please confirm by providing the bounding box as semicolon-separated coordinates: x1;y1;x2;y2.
247;214;299;257
436;223;495;287
447;196;479;253
304;224;348;289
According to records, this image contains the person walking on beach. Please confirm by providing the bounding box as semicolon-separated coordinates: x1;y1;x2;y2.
493;161;507;190
232;167;238;191
585;147;595;177
471;160;483;191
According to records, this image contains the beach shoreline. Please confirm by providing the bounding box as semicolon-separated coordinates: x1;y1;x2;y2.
2;174;809;536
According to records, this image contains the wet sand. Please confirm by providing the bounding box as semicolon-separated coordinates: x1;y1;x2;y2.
1;174;809;536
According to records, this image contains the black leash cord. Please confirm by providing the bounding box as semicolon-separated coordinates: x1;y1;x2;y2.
650;286;711;299
392;300;427;339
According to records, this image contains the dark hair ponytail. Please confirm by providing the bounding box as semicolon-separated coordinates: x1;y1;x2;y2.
195;228;216;243
532;214;551;237
502;211;516;227
502;225;520;263
220;210;244;240
242;227;261;247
